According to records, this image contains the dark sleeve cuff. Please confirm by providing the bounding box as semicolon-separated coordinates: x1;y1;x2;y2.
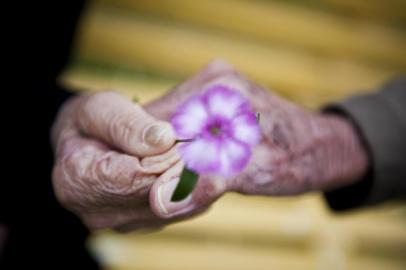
322;77;406;211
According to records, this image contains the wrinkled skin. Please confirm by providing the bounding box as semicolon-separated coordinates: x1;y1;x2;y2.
52;60;368;231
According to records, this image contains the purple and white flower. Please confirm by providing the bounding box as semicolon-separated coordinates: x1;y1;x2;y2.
171;85;261;177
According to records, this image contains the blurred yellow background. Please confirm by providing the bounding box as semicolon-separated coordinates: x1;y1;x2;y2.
60;0;406;269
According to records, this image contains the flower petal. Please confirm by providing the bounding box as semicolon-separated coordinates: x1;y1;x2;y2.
231;112;261;146
218;139;250;177
171;96;209;138
204;85;247;119
178;137;220;174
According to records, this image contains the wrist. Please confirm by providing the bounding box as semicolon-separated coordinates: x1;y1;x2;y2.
310;113;369;192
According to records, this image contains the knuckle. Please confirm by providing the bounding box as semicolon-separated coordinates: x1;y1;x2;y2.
206;59;234;74
112;116;139;148
91;152;152;198
191;61;237;90
57;144;152;207
64;145;95;180
206;73;248;93
93;152;130;187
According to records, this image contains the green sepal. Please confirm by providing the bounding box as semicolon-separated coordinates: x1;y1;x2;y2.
171;167;199;202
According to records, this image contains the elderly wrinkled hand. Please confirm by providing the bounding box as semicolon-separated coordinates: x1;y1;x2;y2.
51;91;182;232
145;60;368;218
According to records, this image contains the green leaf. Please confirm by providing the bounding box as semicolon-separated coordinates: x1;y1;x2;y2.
171;167;199;202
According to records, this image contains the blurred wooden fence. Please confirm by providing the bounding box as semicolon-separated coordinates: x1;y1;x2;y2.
60;0;406;269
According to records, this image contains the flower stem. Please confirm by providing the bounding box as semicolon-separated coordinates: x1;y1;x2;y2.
175;138;195;144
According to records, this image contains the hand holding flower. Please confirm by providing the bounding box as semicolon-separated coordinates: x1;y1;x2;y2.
146;60;368;219
52;92;181;232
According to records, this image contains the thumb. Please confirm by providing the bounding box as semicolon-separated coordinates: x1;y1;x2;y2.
149;162;227;218
76;91;175;156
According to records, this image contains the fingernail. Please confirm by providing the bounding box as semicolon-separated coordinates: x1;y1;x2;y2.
144;123;174;147
156;177;193;216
